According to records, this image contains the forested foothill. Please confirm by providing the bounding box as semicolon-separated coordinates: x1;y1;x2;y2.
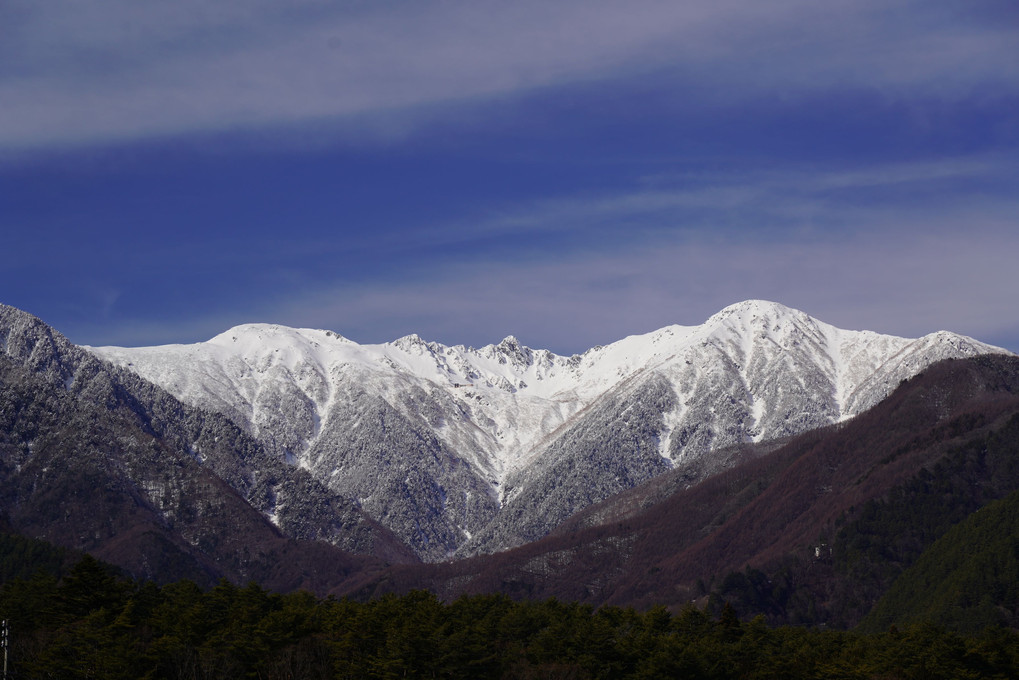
2;548;1019;679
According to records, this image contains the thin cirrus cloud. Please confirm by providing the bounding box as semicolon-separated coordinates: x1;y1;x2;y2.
2;0;1016;151
402;155;1019;249
266;217;1019;356
259;153;1018;353
79;215;1019;355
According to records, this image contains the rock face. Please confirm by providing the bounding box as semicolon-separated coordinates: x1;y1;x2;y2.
88;300;1011;560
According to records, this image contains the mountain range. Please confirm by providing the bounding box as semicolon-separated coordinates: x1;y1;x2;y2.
3;299;1018;630
87;299;1008;561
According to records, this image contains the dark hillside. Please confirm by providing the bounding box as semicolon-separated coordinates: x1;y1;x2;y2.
861;486;1019;632
0;530;78;584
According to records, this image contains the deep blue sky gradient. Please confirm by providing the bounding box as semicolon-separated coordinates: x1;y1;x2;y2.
2;1;1017;354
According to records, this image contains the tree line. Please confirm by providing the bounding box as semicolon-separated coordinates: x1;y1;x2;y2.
1;553;1018;679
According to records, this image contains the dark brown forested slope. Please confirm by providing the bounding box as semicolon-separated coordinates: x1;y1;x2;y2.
350;355;1019;628
0;305;412;592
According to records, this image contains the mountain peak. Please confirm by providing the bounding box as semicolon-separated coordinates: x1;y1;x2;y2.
496;335;522;350
393;333;428;351
705;299;797;325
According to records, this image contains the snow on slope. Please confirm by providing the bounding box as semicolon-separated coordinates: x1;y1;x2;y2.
89;300;1011;559
90;319;698;484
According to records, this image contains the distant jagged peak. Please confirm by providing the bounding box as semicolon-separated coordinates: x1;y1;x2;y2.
497;334;522;349
391;332;433;353
495;335;531;359
472;334;537;368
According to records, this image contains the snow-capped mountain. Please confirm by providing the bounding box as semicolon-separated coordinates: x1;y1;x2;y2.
89;300;1010;560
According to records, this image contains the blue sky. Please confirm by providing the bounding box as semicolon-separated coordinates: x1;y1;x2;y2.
2;0;1018;354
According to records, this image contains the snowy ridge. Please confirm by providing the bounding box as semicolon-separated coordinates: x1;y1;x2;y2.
91;319;701;483
89;300;1011;560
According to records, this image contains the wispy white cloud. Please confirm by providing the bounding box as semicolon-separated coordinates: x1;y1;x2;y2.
396;154;1019;250
2;0;1016;151
76;217;1019;353
261;214;1018;355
